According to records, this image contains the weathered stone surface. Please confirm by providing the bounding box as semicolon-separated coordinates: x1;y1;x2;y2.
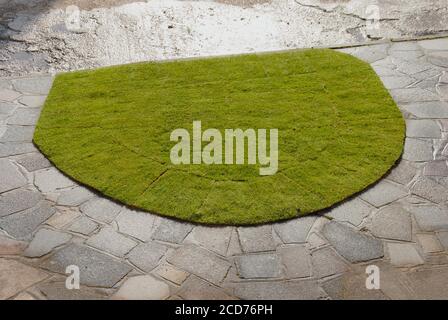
80;198;121;223
273;216;316;244
387;160;416;185
7;108;40;126
45;207;81;229
423;161;448;176
0;233;27;255
402;101;448;118
34;168;74;193
152;218;193;244
115;208;155;242
16;153;51;172
326;198;371;226
37;281;108;300
0;125;34;142
14;292;36;300
236;253;281;279
112;275;170;300
24;228;71;258
381;76;415;90
322;273;388;300
0;258;48;299
0;102;17;115
311;247;348;278
360;180;407;207
177;275;234;300
18;95;46;108
167;245;230;285
86;227;137;257
322;221;383;263
0;159;27;193
369;204;412;241
40;244;132;287
0;142;35;157
231;280;322;300
428;51;448;68
155;263;189;285
352;46;387;63
436;231;448;249
409;205;448;231
390;88;439;103
419;38;448;51
411;177;448;203
237;225;275;253
387;243;424;267
67;216;98;235
437;85;448;101
185;226;232;256
406;267;448;299
226;229;242;256
0;188;43;217
127;242;167;272
279;245;311;278
57;186;94;206
406;120;441;138
403;138;433;162
0;88;21;102
0;201;55;239
416;234;443;253
12;77;53;95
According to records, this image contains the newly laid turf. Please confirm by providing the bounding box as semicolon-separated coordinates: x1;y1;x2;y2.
34;49;405;225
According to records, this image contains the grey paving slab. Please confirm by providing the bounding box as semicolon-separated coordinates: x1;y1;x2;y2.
406;120;441;138
155;263;189;285
0;142;36;157
406;267;448;299
419;38;448;51
185;226;232;256
325;198;371;226
80;198;121;223
369;204;412;241
423;161;448;176
230;280;322;300
403;138;433;162
381;76;415;90
0;89;21;102
387;160;416;185
387;242;424;267
112;275;170;300
167;245;230;285
416;234;443;253
428;51;448;68
322;221;384;263
360;180;407;207
436;231;448;249
86;227;137;257
40;244;132;288
279;245;312;279
34;168;74;193
409;205;448;231
18;95;47;108
311;246;348;278
273;216;316;244
7;108;40;126
57;186;95;206
177;276;234;300
0;102;17;115
322;272;388;300
67;216;99;235
115;208;155;242
12;77;53;95
0;233;27;255
401;101;448;118
24;228;71;257
411;177;448;203
127;242;168;272
237;225;275;253
0;159;27;193
0;125;34;142
152;218;193;244
37;281;109;300
0;200;55;239
390;88;439;103
16;152;51;172
236;253;281;279
0;188;43;217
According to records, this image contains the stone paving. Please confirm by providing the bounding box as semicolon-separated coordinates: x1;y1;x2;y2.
1;37;448;300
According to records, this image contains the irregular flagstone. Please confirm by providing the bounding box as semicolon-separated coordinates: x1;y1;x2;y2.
46;207;81;229
322;221;384;263
236;253;281;279
401;101;448;118
0;258;48;299
115;208;155;242
155;263;189;285
226;229;242;256
390;88;439;103
419;38;448;51
0;188;43;217
0;125;35;142
369;204;412;241
40;244;132;287
7;108;41;126
387;242;424;267
423;161;448;176
389;50;423;61
152;218;193;244
127;242;168;272
416;234;443;253
16;153;51;172
406;120;441;138
14;292;36;300
311;246;348;279
24;228;72;258
37;281;109;300
80;198;121;223
0;233;27;255
18;95;47;108
387;160;416;185
34;168;74;193
167;245;230;285
437;85;448;101
237;225;275;253
112;275;170;300
436;231;448;249
380;76;415;90
12;77;53;95
406;267;448;299
0;159;27;193
0;201;55;239
360;180;407;207
403;138;433;162
408;205;448;231
230;280;322;300
0;102;17;115
86;227;137;258
279;245;312;279
0;142;36;157
351;45;388;63
0;88;21;102
322;272;388;300
185;226;232;256
428;51;448;68
273;216;316;244
325;198;371;226
177;275;235;300
67;216;98;235
57;186;95;206
411;177;448;203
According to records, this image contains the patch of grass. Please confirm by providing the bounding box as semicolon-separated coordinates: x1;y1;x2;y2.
34;49;405;225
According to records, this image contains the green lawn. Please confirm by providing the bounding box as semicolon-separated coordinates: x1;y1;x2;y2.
34;49;405;225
